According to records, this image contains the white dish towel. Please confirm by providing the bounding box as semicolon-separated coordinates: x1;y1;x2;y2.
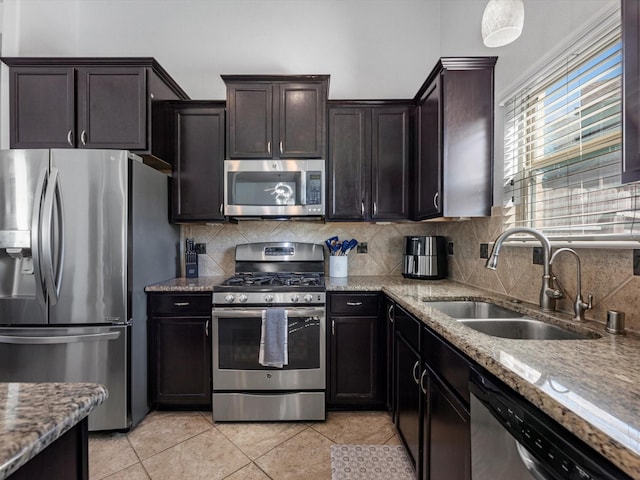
259;308;289;368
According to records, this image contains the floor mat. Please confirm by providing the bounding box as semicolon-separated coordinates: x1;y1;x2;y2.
330;444;414;480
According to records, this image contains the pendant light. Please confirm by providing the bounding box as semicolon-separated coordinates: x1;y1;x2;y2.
481;0;525;48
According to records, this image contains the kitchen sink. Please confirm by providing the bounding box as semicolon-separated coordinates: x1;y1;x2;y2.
423;300;524;319
458;318;593;340
424;300;597;340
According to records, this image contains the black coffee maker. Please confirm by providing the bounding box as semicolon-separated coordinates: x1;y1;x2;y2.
402;236;447;279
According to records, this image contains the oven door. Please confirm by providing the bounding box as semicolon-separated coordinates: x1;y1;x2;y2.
224;159;325;217
212;306;326;391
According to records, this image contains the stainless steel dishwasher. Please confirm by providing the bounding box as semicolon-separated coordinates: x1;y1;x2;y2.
469;369;632;480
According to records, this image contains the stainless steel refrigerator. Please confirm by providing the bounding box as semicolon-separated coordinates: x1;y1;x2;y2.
0;149;179;431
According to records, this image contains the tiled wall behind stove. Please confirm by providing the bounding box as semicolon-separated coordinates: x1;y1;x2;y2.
434;209;640;334
182;221;436;278
182;210;640;333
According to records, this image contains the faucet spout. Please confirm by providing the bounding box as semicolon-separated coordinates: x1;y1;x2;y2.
549;248;593;321
485;227;560;311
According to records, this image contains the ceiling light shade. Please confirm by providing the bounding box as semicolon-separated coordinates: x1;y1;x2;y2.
481;0;525;48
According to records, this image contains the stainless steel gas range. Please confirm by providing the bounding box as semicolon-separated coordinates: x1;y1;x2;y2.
211;242;326;421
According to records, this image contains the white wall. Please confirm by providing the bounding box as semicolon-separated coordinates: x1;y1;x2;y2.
1;0;440;99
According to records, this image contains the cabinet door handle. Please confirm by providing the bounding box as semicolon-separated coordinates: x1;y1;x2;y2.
433;192;439;209
67;130;74;146
346;302;363;306
80;130;87;145
361;201;365;216
267;141;271;155
219;203;224;215
388;304;394;322
332;319;335;336
412;360;420;384
173;302;190;306
373;202;377;215
420;369;428;394
205;320;209;337
279;140;283;154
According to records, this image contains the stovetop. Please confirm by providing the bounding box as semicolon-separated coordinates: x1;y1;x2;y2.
221;272;324;288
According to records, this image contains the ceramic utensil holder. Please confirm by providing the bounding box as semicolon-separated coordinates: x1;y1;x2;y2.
329;256;348;278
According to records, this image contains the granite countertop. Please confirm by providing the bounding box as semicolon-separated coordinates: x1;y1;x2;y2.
147;275;640;477
0;382;108;479
145;276;226;292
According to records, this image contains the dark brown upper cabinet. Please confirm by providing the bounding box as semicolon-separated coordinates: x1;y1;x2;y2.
223;75;329;159
328;102;411;221
413;57;496;220
3;57;188;153
623;0;640;183
154;101;226;223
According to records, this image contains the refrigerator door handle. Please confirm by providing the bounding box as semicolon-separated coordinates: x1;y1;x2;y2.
0;331;121;345
31;168;48;309
41;167;65;305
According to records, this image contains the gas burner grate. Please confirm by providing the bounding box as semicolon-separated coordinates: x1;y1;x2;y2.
222;272;324;288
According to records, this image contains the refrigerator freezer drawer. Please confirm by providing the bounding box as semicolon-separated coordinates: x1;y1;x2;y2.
0;325;129;431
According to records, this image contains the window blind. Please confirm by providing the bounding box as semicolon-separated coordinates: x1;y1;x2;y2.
502;14;640;241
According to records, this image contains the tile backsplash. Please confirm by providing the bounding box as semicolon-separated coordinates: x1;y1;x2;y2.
182;221;436;277
183;211;640;333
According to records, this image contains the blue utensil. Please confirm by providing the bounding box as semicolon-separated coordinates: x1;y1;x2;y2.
342;239;358;255
326;236;339;255
340;240;349;255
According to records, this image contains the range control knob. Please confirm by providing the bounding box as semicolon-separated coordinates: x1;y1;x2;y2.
291;295;300;303
224;294;235;304
264;294;274;303
239;294;248;303
303;294;314;303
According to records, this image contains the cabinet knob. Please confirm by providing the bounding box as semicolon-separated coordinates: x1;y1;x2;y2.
67;130;74;147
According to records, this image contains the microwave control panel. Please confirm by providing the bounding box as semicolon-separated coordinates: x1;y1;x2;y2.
306;171;322;205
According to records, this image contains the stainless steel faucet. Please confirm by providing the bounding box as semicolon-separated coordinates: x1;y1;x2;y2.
549;248;593;321
485;227;563;311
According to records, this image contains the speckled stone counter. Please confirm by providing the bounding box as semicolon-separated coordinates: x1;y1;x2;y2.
149;275;640;477
145;276;226;292
0;382;107;479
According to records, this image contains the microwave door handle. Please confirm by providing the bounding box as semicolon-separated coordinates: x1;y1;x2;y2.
300;171;307;206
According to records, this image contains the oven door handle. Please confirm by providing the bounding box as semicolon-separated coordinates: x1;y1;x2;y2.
212;308;325;318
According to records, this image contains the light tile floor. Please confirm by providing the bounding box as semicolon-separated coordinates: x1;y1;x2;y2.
89;410;402;480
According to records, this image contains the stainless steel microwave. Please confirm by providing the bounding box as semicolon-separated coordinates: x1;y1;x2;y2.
224;159;325;218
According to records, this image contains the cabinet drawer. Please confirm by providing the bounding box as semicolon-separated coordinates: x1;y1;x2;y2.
423;327;470;404
149;293;212;316
329;293;380;316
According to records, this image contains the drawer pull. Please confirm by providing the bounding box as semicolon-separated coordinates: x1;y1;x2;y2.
173;302;190;306
205;320;209;337
346;302;363;306
420;369;428;394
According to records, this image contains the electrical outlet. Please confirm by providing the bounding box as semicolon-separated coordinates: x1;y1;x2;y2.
634;249;640;275
532;247;544;265
480;243;489;259
195;243;207;254
448;242;454;255
357;242;368;254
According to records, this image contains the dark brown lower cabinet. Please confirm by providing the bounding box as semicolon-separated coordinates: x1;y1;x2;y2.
422;370;470;480
9;418;88;480
327;292;385;408
148;293;212;407
394;306;422;470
